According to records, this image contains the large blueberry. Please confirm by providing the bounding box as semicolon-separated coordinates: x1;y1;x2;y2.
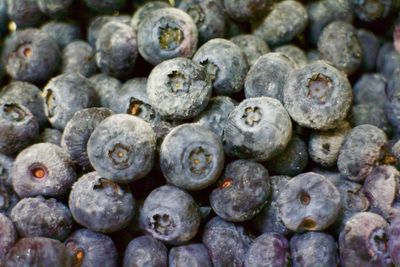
169;243;212;267
123;235;167;267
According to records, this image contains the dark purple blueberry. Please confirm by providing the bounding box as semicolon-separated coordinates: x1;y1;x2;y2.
62;41;97;78
357;29;380;72
0;183;19;216
131;1;169;30
0;153;13;186
41;21;82;49
277;172;341;231
12;143;76;198
123;235;168;267
10;196;73;241
223;0;272;21
87;15;131;47
353;73;387;108
140;185;201;244
388;216;400;266
69;172;135;233
377;43;400;78
0;213;17;261
351;104;391;134
210;159;270;222
38;0;73;18
6;0;43;28
169;243;212;267
65;228;118;267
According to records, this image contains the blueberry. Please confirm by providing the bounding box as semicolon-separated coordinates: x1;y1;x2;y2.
140;185;201;244
38;0;73;18
39;128;62;145
87;15;131;47
339;212;391;267
62;107;113;169
252;175;291;235
384;71;400;133
266;135;309;176
352;104;391;134
377;43;400;78
3;237;72;267
244;52;296;102
0;153;13;186
230;34;270;66
253;0;308;46
244;232;289;267
0;183;19;216
350;0;393;22
0;213;17;262
353;73;387;108
194;96;237;138
0;103;39;155
357;29;380;72
84;0;126;13
283;61;352;130
161;123;224;190
308;120;351;167
10;196;73;241
290;232;338;267
223;0;271;21
202;216;253;267
193;38;248;96
223;97;292;161
169;243;212;267
131;1;170;31
210;159;270;222
318;21;362;74
388;216;400;266
96;21;138;79
338;124;387;182
277;172;341;231
362;165;399;219
65;228;118;267
137;7;198;65
87;114;156;183
41;21;82;49
274;44;308;67
123;235;168;267
89;73;121;110
386;68;400;100
6;0;42;28
147;57;212;119
178;0;226;43
62;41;97;78
69;171;135;233
0;81;47;127
43;73;97;130
2;29;61;84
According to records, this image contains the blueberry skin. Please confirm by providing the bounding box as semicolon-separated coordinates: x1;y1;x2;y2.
87;15;131;47
10;196;73;241
12;143;76;198
137;7;198;65
350;0;393;22
0;103;39;155
39;128;62;145
89;73;121;110
377;43;400;78
283;61;352;130
339;212;391;267
266;136;309;177
308;120;351;167
0;81;47;127
123;235;168;267
202;216;253;267
386;68;400;100
2;29;61;84
62;41;97;78
69;172;135;233
357;29;380;72
275;44;308;67
147;57;212;120
244;53;296;102
178;0;226;44
194;96;237;138
318;21;362;74
41;21;82;49
6;0;42;28
230;34;270;66
193;38;248;96
337;124;387;182
385;72;400;132
223;0;271;21
223;97;292;161
140;185;201;244
87;114;156;183
277;172;341;232
245;232;289;267
169;243;212;267
131;1;170;30
65;229;118;267
84;0;126;13
388;216;400;266
96;21;138;79
253;0;308;46
252;175;291;236
38;0;73;18
353;73;387;108
161;124;224;190
210;159;270;222
43;73;97;130
0;183;19;216
0;153;13;186
0;213;17;261
307;49;321;62
352;104;391;134
290;232;338;267
362;165;399;219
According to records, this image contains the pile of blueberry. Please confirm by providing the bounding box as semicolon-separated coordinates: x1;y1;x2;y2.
1;0;400;266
